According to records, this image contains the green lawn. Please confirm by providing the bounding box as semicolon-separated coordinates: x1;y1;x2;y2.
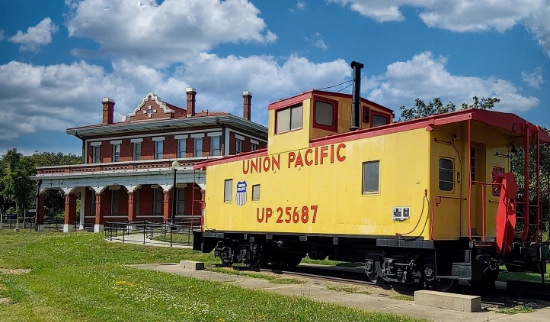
0;231;424;322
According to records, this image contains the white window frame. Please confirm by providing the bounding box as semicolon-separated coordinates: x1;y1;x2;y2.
92;145;101;163
224;179;233;203
193;137;203;157
275;104;303;134
362;160;380;194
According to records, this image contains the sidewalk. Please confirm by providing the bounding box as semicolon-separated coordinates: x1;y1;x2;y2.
106;231;192;248
109;237;550;322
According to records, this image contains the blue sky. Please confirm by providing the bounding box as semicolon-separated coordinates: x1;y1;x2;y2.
1;0;549;156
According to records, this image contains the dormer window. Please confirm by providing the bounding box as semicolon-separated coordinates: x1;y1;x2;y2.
275;104;302;134
313;99;337;131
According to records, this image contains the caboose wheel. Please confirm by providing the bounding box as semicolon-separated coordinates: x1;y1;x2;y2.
364;258;382;283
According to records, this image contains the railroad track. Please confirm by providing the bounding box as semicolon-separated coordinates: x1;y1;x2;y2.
258;263;550;309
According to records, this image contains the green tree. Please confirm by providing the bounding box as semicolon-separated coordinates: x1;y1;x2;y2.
399;96;500;121
0;149;35;216
27;151;81;167
25;151;82;220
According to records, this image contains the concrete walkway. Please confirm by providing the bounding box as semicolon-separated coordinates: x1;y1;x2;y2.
108;236;550;322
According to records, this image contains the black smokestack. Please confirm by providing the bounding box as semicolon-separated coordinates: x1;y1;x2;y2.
350;61;364;131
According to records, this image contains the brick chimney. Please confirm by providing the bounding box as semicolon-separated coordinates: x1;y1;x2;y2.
186;87;196;117
102;98;115;125
242;90;252;121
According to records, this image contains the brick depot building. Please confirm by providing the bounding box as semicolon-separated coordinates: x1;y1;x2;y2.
34;88;267;232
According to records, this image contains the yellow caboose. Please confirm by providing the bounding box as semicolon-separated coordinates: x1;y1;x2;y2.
194;62;549;290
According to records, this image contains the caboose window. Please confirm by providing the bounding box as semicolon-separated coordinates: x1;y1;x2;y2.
362;161;380;194
439;158;454;191
371;114;389;127
313;100;336;131
276;104;302;133
224;179;233;203
252;184;260;201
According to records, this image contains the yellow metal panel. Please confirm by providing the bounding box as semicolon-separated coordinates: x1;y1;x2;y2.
268;99;311;154
203;127;433;240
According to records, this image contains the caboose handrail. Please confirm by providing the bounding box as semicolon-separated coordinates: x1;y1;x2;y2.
430;195;465;240
471;181;502;242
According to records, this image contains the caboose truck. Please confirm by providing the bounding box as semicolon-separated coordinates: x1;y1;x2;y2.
194;62;550;291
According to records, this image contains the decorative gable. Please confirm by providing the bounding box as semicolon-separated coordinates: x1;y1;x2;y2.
128;92;185;122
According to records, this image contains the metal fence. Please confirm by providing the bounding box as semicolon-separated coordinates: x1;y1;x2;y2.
0;214;81;232
104;220;198;247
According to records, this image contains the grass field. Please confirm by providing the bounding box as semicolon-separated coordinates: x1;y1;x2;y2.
0;231;424;322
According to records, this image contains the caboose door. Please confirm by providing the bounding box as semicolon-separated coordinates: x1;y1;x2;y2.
469;143;487;238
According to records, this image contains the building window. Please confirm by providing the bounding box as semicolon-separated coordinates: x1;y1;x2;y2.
194;137;203;157
90;189;96;216
252;184;260;201
133;142;141;161
313;100;337;131
224;179;233;202
235;138;243;154
153;187;163;215
111;190;119;216
439;158;454;191
275;104;303;133
92;145;101;163
155;140;163;160
210;136;221;156
362;161;380;194
178;139;186;158
112;144;120;162
177;188;184;215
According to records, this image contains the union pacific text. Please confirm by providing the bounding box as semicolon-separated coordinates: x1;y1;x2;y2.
242;143;346;174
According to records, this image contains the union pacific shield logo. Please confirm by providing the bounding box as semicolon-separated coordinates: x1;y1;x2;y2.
235;181;247;206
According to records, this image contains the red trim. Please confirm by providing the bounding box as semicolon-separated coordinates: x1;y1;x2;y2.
310;109;550;147
193;149;268;169
196;108;549;170
467;120;472;241
268;92;312;111
268;90;394;115
312;97;338;132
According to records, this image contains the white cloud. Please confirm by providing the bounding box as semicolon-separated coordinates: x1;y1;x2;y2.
66;0;277;67
0;56;349;144
306;33;328;51
8;18;59;52
367;52;539;114
522;67;545;89
329;0;550;56
524;5;550;59
297;1;306;10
